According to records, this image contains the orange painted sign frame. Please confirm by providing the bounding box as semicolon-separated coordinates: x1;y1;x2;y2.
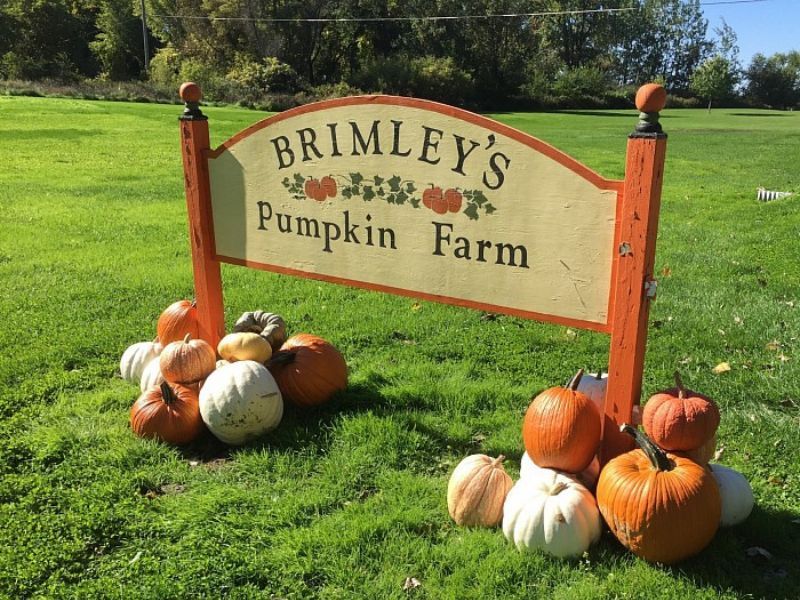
178;84;667;462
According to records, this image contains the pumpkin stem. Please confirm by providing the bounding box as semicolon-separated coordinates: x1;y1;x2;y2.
267;349;297;368
160;381;178;405
620;423;673;472
550;481;569;495
674;371;686;399
183;333;191;344
594;371;604;380
490;455;505;468
566;368;585;391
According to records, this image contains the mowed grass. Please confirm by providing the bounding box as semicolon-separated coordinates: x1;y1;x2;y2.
0;96;798;599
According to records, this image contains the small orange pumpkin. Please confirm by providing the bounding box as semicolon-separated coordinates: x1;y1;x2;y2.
596;424;721;564
642;371;720;451
267;334;347;407
522;369;601;474
159;334;216;385
130;381;205;445
157;300;200;344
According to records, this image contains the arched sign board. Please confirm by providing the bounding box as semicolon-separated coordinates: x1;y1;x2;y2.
178;87;667;463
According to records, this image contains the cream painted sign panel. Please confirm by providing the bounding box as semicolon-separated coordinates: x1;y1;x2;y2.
207;97;622;328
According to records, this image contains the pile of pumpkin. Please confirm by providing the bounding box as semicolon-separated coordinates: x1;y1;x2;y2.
447;369;755;564
119;300;347;446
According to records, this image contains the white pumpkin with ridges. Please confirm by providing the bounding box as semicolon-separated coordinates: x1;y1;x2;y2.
503;468;601;558
199;361;283;445
710;463;754;527
120;340;161;383
139;357;165;392
520;451;600;491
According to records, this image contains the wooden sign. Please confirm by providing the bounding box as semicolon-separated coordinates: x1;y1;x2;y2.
178;83;668;462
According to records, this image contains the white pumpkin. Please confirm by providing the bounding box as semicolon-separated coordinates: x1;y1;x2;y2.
216;359;230;369
139;357;165;392
199;360;283;445
120;340;162;383
575;371;642;425
520;451;600;491
710;463;754;527
503;468;601;558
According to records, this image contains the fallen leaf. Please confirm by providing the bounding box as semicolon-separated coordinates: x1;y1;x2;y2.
189;460;200;467
718;329;726;336
679;357;692;365
403;577;422;591
778;354;790;363
713;446;725;461
734;316;743;325
766;340;781;351
565;328;577;339
128;551;143;565
712;362;731;374
660;266;672;277
746;546;773;561
785;301;795;308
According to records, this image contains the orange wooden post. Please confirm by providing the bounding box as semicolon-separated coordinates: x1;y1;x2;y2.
601;85;668;464
178;82;225;348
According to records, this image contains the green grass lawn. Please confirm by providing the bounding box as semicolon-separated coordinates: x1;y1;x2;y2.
0;96;798;599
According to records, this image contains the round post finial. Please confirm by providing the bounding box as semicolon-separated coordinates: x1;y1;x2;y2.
632;83;666;136
179;81;206;121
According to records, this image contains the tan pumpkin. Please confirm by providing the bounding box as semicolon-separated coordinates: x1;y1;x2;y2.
217;332;272;363
159;334;216;385
447;454;513;527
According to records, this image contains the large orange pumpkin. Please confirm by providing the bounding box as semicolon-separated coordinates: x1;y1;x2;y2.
522;369;601;474
596;424;721;564
267;334;347;407
157;300;200;344
642;371;720;451
130;381;205;445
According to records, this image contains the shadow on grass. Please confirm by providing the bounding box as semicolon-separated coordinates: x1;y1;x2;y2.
593;504;800;598
730;112;793;117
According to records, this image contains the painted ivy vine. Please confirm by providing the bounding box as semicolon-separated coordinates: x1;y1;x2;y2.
281;173;496;220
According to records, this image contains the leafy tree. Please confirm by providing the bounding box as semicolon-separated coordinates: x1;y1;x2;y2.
690;55;736;111
91;0;145;80
745;52;800;110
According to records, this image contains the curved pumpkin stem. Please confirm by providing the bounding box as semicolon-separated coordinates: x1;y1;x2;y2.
620;423;673;472
674;371;686;399
183;333;192;344
490;455;505;468
267;349;297;368
160;381;178;405
566;368;585;391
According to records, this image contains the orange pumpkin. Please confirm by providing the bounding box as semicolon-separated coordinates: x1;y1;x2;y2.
642;372;720;451
267;334;347;407
522;369;601;474
157;300;200;344
130;381;205;445
159;334;216;385
596;424;721;564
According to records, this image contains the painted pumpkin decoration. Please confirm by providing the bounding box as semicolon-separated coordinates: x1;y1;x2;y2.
520;451;600;492
635;83;667;113
232;311;287;351
130;381;205;445
217;332;272;363
447;454;513;527
267;334;347;407
596;424;721;564
120;339;162;383
710;463;754;527
642;372;720;451
157;300;200;344
503;468;601;558
159;334;216;385
522;369;601;473
199;361;283;445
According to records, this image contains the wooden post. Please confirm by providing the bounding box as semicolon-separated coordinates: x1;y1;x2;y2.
178;82;225;348
601;84;668;464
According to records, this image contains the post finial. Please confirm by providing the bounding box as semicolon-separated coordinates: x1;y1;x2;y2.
179;81;207;121
632;83;666;137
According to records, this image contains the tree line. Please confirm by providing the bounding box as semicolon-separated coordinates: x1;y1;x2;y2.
1;0;798;110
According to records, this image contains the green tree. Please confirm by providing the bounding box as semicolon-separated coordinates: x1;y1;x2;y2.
690;55;736;111
91;0;144;80
745;52;800;110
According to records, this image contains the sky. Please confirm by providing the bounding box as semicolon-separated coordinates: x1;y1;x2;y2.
701;0;799;64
